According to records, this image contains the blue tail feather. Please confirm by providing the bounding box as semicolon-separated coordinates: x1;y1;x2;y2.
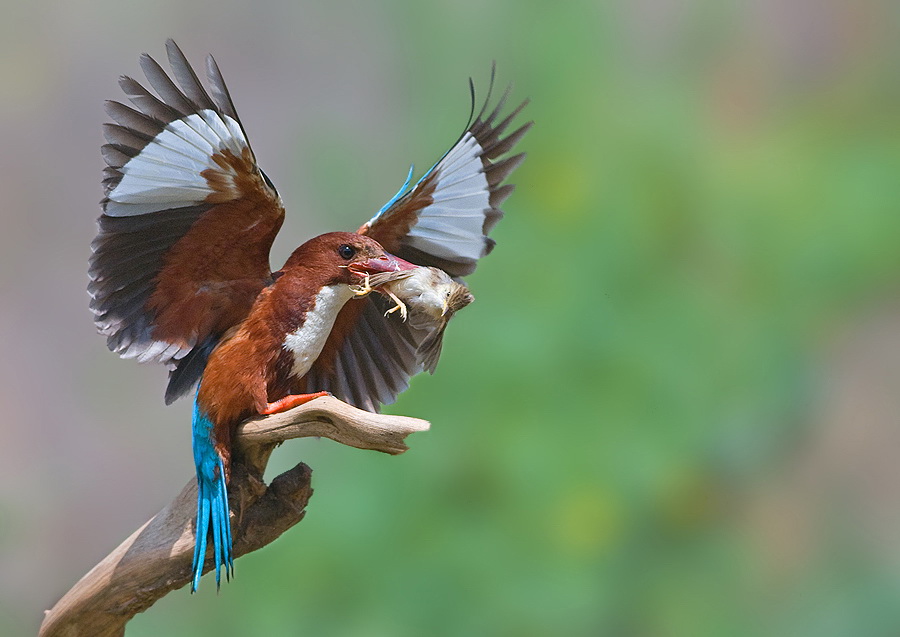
191;392;234;592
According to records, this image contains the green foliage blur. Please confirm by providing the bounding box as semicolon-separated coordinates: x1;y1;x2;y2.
8;0;900;635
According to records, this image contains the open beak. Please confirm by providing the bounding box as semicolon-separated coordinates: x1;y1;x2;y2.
349;252;417;276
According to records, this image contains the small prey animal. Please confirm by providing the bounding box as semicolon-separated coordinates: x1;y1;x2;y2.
370;267;475;372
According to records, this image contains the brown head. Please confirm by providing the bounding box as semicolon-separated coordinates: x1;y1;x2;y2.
279;232;415;286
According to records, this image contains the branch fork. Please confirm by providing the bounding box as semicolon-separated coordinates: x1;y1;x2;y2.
39;396;429;637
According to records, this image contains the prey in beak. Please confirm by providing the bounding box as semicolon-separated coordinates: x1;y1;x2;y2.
347;252;417;297
366;266;474;372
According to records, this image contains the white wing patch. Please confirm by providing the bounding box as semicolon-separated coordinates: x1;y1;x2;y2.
404;132;491;262
105;110;248;217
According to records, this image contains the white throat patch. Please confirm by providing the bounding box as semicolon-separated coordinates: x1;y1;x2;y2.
282;284;355;379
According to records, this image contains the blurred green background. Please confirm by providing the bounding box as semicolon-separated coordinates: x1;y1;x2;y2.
2;0;900;635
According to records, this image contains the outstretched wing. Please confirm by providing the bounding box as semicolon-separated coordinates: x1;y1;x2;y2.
362;66;531;277
89;40;285;404
307;67;531;411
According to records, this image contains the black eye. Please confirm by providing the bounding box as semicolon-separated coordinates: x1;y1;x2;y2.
338;244;356;260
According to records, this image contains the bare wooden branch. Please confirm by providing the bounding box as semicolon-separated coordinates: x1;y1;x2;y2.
39;396;429;637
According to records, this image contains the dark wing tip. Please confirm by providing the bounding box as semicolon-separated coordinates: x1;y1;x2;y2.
419;327;446;374
205;53;242;124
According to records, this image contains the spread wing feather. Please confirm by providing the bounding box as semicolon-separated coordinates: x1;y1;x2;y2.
363;67;531;277
89;40;284;403
304;296;429;412
311;67;531;411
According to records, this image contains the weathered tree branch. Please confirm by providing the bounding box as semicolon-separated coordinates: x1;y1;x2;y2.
39;396;429;637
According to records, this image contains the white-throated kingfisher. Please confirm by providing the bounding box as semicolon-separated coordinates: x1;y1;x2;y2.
88;40;530;591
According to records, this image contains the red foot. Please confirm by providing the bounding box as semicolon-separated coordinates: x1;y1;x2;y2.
260;392;330;415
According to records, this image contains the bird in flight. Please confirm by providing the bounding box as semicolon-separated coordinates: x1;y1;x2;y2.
89;40;530;592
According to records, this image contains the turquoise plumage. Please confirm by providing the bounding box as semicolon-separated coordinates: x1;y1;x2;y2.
191;393;234;591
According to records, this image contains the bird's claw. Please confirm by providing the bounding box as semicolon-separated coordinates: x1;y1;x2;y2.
350;273;373;297
383;290;408;321
260;391;330;415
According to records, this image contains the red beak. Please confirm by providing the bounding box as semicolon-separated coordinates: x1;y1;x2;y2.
349;252;417;276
